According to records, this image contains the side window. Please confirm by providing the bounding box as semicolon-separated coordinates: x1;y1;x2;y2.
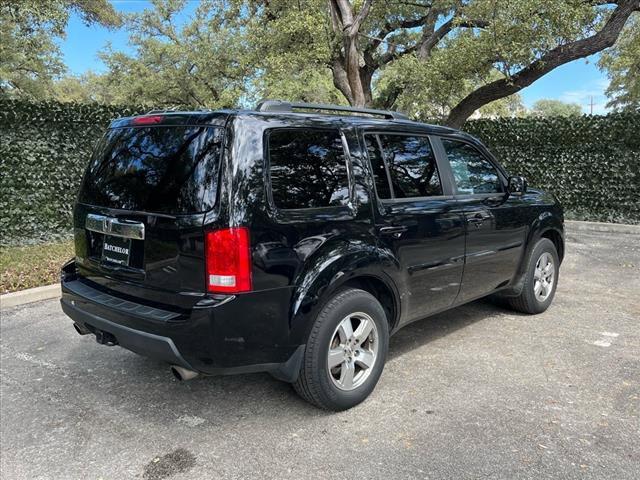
378;134;443;198
364;136;392;199
268;129;350;209
441;139;502;194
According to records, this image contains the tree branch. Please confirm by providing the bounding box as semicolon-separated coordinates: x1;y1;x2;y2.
445;0;638;127
418;17;489;59
364;14;431;56
351;0;373;35
377;44;419;66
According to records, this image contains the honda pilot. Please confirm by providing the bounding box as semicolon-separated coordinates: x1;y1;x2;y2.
61;100;564;410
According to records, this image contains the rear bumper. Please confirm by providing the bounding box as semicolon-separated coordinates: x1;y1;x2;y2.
60;273;304;382
61;298;194;369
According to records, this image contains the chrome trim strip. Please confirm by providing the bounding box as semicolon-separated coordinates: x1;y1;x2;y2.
85;214;145;240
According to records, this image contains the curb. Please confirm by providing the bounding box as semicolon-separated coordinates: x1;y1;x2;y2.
1;284;60;309
565;220;640;235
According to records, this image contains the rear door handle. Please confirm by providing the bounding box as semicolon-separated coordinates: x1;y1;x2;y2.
467;212;491;227
467;212;492;221
378;225;408;238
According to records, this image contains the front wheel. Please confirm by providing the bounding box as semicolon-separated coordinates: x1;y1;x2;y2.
506;238;559;314
293;288;389;411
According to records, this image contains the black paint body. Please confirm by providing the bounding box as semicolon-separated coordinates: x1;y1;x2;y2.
61;110;564;379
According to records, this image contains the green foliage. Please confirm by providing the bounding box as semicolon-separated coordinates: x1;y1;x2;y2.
6;0;632;123
50;72;104;103
0;0;121;99
1;100;638;246
376;60;527;121
465;113;640;224
599;14;640;111
244;0;345;104
531;99;583;117
94;0;250;108
0;99;145;245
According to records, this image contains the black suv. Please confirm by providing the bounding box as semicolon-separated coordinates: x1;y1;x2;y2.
61;100;564;410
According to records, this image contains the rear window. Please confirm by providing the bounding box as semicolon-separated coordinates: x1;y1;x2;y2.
78;126;222;214
268;128;350;209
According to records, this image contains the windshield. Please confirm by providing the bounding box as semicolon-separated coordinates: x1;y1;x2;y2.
78;126;222;214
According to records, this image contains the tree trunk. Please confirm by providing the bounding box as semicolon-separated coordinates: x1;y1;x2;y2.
343;33;367;106
328;0;374;107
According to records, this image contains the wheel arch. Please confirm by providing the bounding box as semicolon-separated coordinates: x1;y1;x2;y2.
502;217;564;297
540;227;564;264
288;249;401;345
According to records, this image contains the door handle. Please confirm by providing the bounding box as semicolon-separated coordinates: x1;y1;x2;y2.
467;215;484;223
378;225;408;238
466;212;491;227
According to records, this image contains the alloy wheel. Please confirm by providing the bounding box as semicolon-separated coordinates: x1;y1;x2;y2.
327;312;379;391
533;252;555;302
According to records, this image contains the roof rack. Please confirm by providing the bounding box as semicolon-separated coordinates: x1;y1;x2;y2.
255;99;410;120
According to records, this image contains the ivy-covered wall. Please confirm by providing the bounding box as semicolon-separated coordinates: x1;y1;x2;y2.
464;113;640;225
0;100;145;245
1;99;639;245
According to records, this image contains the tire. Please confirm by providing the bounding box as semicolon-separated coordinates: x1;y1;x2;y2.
506;238;559;314
293;288;389;411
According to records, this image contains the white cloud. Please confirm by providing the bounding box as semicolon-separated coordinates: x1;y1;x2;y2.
560;78;610;115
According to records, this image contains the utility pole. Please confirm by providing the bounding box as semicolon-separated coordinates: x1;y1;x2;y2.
589;96;595;115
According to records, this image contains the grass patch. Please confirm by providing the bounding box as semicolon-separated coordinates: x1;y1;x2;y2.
1;241;74;294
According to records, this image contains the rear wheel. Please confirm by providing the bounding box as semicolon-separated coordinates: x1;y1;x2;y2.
293;288;389;411
506;238;559;314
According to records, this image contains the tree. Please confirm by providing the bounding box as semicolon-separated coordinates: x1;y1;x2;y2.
253;0;638;126
58;0;637;125
375;61;527;121
50;72;111;103
599;14;640;110
95;0;252;108
531;99;583;117
477;93;527;119
0;0;121;99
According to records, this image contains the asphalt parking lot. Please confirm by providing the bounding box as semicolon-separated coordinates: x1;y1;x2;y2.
1;228;639;480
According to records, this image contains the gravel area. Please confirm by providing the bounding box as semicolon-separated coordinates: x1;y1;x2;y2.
1;230;638;479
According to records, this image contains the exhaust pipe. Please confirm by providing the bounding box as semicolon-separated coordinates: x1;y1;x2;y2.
73;323;90;335
170;365;199;381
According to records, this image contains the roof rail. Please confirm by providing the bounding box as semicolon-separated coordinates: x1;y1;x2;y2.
255;99;410;120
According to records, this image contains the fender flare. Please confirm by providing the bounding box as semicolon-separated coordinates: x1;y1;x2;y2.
503;214;564;297
287;244;400;345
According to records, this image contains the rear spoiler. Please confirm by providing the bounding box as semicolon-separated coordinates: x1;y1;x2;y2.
109;111;229;129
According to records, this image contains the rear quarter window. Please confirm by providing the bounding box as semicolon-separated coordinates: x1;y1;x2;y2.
267;128;350;209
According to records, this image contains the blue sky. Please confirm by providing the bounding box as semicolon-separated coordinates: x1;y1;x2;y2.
60;0;611;114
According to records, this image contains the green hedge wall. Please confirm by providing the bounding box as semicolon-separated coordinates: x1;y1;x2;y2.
464;113;640;225
1;99;639;245
0;100;145;245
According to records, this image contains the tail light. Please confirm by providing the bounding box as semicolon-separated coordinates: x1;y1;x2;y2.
205;227;252;293
132;115;164;125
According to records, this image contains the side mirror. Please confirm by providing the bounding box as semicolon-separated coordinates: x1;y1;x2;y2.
508;176;527;196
